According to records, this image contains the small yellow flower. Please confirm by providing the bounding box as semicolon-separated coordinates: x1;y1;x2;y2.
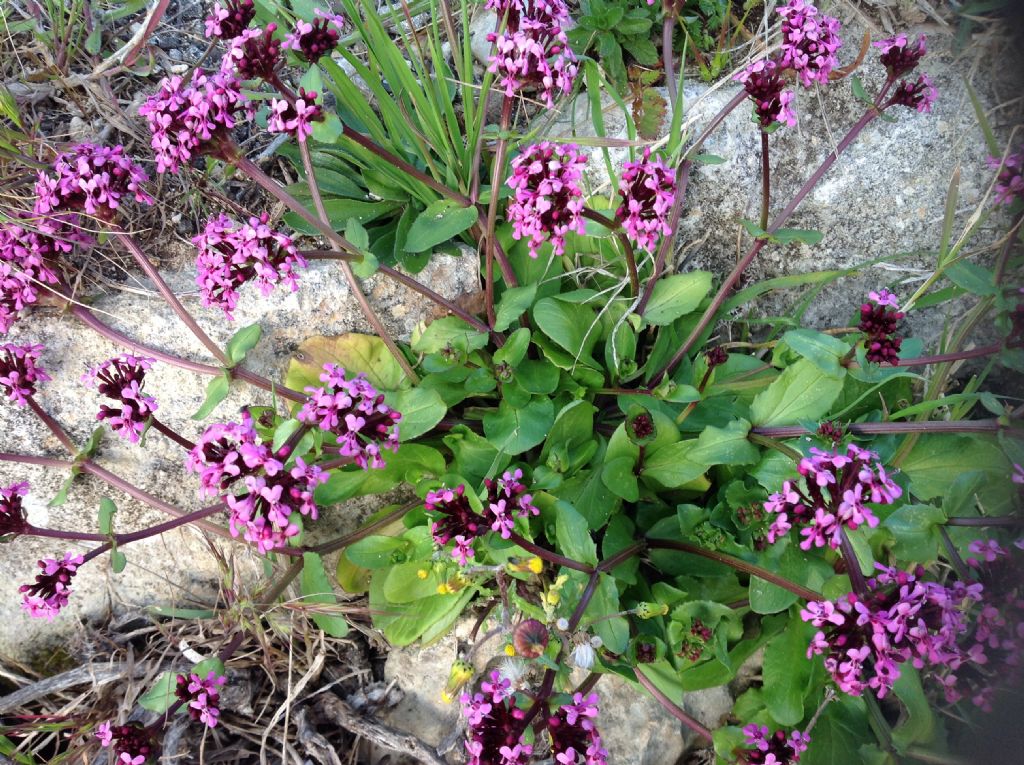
504;643;516;657
416;568;429;580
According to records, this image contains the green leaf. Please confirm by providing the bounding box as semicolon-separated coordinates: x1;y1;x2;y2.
762;617;812;726
225;323;262;366
191;374;230;420
901;435;1012;514
383;561;441;603
138;672;178;712
780;329;850;376
601;456;639;502
642;272;713;326
555;501;599;566
891;666;938;752
284;199;400;233
346;535;409;569
110;548;127;574
404;199;478;253
692;153;727;165
750;359;845;426
494;284;538;332
382;387;446;441
300;552;349;637
493;327;531;367
316;444;445;504
369;574;474;646
591;575;629;653
800;696;872;765
287;333;407;392
98;497;117;535
883;504;946;562
411;316;489;355
771;228;824;246
533;297;599;364
483;397;554;455
851;75;872;104
945;260;997;296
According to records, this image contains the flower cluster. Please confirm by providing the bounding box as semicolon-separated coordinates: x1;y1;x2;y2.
735;59;797;128
297;364;401;470
0;343;50;406
989;149;1024;207
763;443;902;550
776;0;843;88
858;289;904;364
547;692;608;765
19;552;85;620
139;68;252;173
33;143;153;223
487;16;577;108
204;0;255;40
283;9;346;64
874;34;927;78
81;355;158;443
225;24;282;80
0;481;29;536
887;74;937;114
802;565;981;697
460;670;532;765
175;670;227;728
267;88;323;141
615;148;677;253
187;412;327;553
193;213;307;319
96;721;158;764
426;470;538;565
507;142;587;258
485;0;570;31
742;724;810;765
0;221;62;334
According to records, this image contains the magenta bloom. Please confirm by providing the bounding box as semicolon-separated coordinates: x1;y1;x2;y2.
777;0;843;88
988;150;1024;206
615;148;677;253
139;68;252;173
874;33;927;78
547;692;608;765
0;344;50;406
735;59;797;128
487;23;577;108
283;9;346;64
19;552;84;620
887;74;937;113
95;721;114;747
267;89;323;141
0;481;29;537
175;671;226;728
802;565;981;698
483;468;539;539
507;142;587;258
859;290;904;364
94;722;156;763
763;444;901;550
297;363;402;470
82;355;158;443
0;223;61;334
33;144;153;224
204;0;255;39
742;724;810;765
460;670;532;765
485;0;571;32
193;213;307;319
187;412;326;553
224;24;282;80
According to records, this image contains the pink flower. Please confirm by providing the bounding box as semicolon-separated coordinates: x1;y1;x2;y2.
0;222;62;334
615;148;677;253
0;344;50;406
487;24;577;107
547;692;607;765
867;288;899;308
224;24;282;80
776;0;843;88
859;291;905;364
94;722;155;763
506;142;587;258
33;144;153;224
82;355;158;443
734;59;797;128
193;213;307;319
874;33;927;78
204;0;255;39
888;73;937;113
176;670;227;728
485;0;570;32
283;10;346;64
267;89;323;141
95;721;114;747
461;670;532;765
19;552;85;619
0;481;29;537
988;150;1024;207
742;724;809;764
1014;463;1024;485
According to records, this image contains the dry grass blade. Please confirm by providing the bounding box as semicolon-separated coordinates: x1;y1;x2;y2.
316;694;448;765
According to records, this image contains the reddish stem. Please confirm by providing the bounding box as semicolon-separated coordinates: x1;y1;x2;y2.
634;668;714;744
750;419;1005;439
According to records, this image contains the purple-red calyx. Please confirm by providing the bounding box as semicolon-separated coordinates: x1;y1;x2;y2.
175;671;227;728
204;0;255;40
193;213;307;319
0;343;50;406
616;148;677;253
888;74;937;113
874;33;927;78
81;354;158;443
763;443;901;550
297;363;401;470
225;24;282;80
507;141;587;258
735;59;797;128
19;552;85;620
988;149;1024;207
268;88;324;141
283;9;346;64
96;721;158;763
547;692;608;765
859;289;904;364
776;0;843;88
742;724;810;765
0;481;30;537
461;670;532;765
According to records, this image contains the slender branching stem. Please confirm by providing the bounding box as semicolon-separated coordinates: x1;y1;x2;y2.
26;397;76;454
839;528;868;596
505;530;594;573
312;500;419;555
581;208;639;296
484;97;514;327
939;527;972;581
0;452;74;469
844;343;1004;369
634;668;714;744
149;418;196;451
662;13;678;115
80;503;227;564
945;516;1024;527
992;210;1023;286
750;418;1006;439
759;129;770;230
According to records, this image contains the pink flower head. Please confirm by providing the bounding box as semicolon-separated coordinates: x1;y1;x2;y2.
485;0;571;33
1014;463;1024;485
204;0;255;39
33;144;153;224
777;0;843;88
193;212;307;319
0;221;62;334
0;343;50;406
968;539;1007;566
742;724;809;764
297;363;401;470
283;10;346;64
139;68;252;174
874;33;927;78
99;723;156;763
547;692;607;765
888;73;937;114
859;291;905;364
96;721;114;747
426;485;485;562
0;481;30;537
615;148;676;253
461;670;532;765
734;59;797;128
867;288;899;308
82;354;158;443
175;670;227;728
483;468;539;540
988;150;1024;207
487;19;577;108
267;88;324;141
506;141;587;258
19;552;84;620
224;24;282;80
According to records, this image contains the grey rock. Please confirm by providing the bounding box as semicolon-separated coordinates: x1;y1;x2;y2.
469;11;497;67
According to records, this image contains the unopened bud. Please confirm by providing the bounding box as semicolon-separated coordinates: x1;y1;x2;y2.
634;602;669;619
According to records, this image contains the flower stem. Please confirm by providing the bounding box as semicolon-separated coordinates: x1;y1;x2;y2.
759;129;770;230
582;208;639;296
939;526;972;581
0;452;73;469
945;516;1024;527
749;419;1006;439
636;161;691;316
110;229;230;367
25;526;108;542
505;530;594;573
484;97;514;328
148;417;196;451
650;107;880;384
312;500;419;555
26;397;76;454
662;14;679;115
80;502;227;564
297;138;420;384
838;528;868;596
845;343;1004;369
634;667;714;744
